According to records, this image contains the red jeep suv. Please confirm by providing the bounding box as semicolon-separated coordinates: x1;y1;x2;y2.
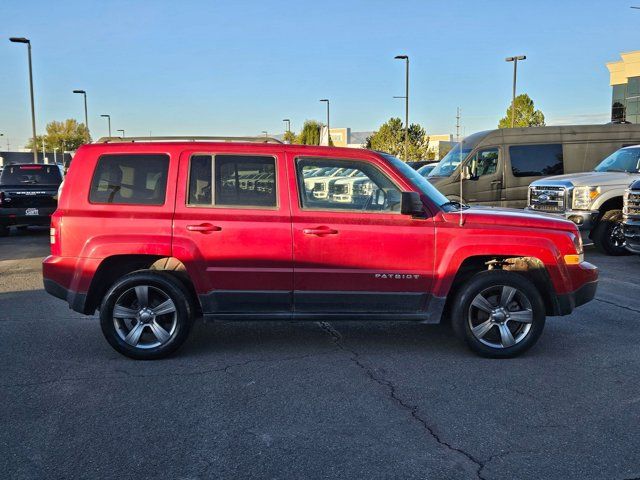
42;137;598;359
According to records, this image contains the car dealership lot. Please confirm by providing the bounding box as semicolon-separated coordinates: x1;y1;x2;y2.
1;229;639;480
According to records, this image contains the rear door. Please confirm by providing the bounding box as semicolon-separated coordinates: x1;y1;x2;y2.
172;149;293;315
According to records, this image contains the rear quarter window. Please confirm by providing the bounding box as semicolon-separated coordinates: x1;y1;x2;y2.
509;144;564;177
89;154;170;205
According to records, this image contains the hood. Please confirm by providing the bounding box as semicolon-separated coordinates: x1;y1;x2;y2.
531;171;638;188
443;206;578;232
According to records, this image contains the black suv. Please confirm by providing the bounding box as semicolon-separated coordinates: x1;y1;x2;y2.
0;163;63;236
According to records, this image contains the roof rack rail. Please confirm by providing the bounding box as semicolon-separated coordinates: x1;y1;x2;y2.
95;135;283;144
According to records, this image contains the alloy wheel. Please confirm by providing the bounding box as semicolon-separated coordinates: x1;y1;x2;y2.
112;285;178;349
467;284;533;349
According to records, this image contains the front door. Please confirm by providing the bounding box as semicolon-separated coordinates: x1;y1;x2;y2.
462;147;503;206
172;149;293;314
289;153;436;316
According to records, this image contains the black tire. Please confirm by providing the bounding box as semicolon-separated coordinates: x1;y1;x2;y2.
451;270;546;358
100;270;194;360
592;209;631;256
0;226;9;237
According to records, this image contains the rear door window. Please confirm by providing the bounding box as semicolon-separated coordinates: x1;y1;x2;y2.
89;154;170;205
187;154;276;208
509;144;564;177
0;164;62;185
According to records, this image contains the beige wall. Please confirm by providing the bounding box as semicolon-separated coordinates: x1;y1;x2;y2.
607;51;640;86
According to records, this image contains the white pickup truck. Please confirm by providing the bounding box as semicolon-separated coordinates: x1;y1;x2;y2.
527;145;640;255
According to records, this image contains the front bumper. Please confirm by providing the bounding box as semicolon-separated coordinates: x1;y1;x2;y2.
0;206;56;227
555;280;598;316
525;207;599;231
624;221;640;254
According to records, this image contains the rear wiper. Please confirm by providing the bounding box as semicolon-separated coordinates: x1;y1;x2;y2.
20;179;37;184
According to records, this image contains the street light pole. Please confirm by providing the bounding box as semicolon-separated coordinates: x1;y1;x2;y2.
505;55;526;128
73;90;89;140
10;37;38;163
117;129;125;138
395;55;409;160
261;130;268;138
101;114;111;137
319;99;330;145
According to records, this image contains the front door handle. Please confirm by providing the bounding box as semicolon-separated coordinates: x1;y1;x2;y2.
186;223;222;233
491;180;502;185
303;227;338;236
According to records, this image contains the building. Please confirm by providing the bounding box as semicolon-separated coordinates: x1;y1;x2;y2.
426;134;454;160
606;51;640;123
0;151;71;167
324;127;373;148
326;128;453;159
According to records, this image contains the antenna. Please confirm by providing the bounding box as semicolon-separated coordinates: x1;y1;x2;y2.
457;107;465;227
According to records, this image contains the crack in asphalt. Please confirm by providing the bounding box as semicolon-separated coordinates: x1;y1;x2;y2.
317;321;488;480
0;351;334;389
595;297;640;314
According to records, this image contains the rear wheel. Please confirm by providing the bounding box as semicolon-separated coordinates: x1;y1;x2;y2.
100;271;194;360
592;209;630;256
451;270;545;358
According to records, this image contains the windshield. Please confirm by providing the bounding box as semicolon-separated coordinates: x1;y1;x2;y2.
380;153;451;208
594;148;640;173
427;130;491;177
0;164;63;185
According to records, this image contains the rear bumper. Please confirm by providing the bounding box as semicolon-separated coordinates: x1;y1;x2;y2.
0;206;56;226
42;255;95;314
43;278;88;313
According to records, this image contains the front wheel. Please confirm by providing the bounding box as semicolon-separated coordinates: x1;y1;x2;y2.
100;271;194;360
592;209;631;256
451;270;546;358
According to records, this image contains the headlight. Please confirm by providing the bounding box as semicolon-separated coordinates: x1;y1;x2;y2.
572;186;600;210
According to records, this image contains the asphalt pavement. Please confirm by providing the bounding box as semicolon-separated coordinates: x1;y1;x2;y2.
1;227;639;480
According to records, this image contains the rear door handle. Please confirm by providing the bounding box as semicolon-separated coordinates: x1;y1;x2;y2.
186;223;222;233
303;227;338;236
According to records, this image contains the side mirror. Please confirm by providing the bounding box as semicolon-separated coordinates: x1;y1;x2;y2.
400;191;424;216
461;164;478;181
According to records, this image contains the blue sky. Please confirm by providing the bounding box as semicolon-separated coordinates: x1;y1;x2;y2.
0;0;638;148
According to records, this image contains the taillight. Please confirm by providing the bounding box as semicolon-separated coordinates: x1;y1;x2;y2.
49;214;61;255
0;191;4;206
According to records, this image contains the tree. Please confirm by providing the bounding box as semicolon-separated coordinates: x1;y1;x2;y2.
498;93;546;129
283;130;297;144
366;117;430;161
296;120;322;145
26;119;90;151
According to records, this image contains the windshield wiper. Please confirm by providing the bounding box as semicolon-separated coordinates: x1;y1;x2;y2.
441;200;469;210
603;168;630;173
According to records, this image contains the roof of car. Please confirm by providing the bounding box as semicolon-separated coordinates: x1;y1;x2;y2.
83;137;386;157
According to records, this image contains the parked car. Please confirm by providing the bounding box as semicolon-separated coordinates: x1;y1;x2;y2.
417;163;437;177
43;136;598;360
406;160;434;170
527;145;640;255
0;163;63;236
427;124;640;209
623;179;640;253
